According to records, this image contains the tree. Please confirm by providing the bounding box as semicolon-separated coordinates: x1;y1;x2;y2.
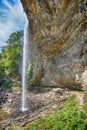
0;31;23;89
7;31;23;45
0;53;4;77
1;31;23;77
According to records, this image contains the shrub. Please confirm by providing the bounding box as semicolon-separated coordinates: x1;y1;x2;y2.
25;96;87;130
83;103;87;113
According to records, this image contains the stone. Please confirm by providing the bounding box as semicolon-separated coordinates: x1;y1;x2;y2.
21;0;87;89
0;88;69;129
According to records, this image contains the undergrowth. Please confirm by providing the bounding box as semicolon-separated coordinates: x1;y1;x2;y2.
24;96;87;130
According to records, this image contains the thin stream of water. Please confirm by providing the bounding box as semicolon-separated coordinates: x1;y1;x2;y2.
22;14;29;112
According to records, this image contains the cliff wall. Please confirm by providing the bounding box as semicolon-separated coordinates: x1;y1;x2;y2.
21;0;87;89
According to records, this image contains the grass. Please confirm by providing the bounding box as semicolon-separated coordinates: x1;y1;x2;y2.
23;96;87;130
83;103;87;113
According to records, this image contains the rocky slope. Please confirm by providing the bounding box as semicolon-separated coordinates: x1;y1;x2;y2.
0;88;69;129
21;0;87;89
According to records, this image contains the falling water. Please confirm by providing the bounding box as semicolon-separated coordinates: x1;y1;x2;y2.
22;14;29;112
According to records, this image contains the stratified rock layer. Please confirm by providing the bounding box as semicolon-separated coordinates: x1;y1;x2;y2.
21;0;87;89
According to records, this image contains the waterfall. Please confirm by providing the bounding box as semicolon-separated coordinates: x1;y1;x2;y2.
22;14;29;112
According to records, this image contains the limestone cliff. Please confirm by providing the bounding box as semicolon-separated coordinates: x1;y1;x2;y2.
21;0;87;89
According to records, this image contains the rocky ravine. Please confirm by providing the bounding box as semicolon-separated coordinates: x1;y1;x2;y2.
20;0;87;90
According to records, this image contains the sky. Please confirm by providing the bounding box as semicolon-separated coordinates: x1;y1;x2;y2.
0;0;25;48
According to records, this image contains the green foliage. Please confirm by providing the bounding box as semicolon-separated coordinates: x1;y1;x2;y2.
0;31;23;89
83;103;87;113
25;96;87;130
2;78;19;90
2;78;14;90
9;125;16;130
1;43;21;76
7;31;23;45
1;30;23;77
0;53;5;77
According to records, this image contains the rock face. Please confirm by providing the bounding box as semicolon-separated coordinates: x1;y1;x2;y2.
21;0;87;89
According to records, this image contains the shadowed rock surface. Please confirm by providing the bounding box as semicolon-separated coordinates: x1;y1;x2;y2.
20;0;87;89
